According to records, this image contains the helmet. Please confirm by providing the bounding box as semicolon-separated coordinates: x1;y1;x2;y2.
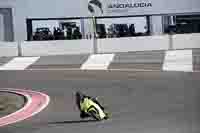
75;91;86;102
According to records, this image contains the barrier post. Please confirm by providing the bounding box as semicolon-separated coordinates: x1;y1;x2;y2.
17;41;22;57
92;16;98;54
168;32;174;50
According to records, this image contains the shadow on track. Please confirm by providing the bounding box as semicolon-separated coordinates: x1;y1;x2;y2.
47;119;99;124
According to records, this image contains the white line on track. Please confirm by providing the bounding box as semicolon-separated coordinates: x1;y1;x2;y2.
25;68;198;72
25;68;200;73
81;54;115;70
0;57;40;70
27;68;160;71
163;50;193;72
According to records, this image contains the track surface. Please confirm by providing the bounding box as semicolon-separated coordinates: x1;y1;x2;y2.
0;70;200;133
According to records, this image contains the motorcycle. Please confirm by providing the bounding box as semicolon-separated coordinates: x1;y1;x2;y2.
75;91;111;121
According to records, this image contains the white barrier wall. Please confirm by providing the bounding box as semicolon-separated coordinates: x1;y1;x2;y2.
0;42;18;57
97;35;170;53
173;33;200;49
1;33;200;57
21;39;93;56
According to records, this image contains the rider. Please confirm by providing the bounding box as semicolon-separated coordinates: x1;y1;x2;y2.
75;91;106;119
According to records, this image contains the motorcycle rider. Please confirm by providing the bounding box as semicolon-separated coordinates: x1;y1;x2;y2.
75;91;107;119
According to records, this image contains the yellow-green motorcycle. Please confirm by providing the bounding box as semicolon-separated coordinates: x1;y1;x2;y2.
75;91;111;121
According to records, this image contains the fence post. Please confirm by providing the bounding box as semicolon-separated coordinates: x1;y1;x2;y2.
92;16;98;54
168;33;174;50
17;41;22;57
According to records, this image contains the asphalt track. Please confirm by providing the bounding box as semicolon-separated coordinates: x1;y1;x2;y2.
0;70;200;133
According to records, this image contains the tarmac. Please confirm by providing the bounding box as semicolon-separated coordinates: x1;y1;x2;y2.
0;70;199;133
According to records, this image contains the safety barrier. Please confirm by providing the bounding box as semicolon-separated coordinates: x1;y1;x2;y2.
0;33;200;57
97;35;170;53
172;33;200;49
0;42;18;57
21;39;93;56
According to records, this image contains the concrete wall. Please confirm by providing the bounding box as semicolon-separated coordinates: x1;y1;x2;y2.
0;33;200;57
26;0;200;18
97;35;170;53
26;0;87;18
0;0;28;41
0;8;14;42
1;0;200;41
173;33;200;49
0;41;18;57
0;8;14;41
21;39;93;56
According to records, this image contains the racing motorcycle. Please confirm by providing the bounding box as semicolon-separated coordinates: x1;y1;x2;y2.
75;91;111;121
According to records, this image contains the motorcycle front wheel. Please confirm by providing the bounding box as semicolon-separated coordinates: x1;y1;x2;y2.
88;110;102;121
